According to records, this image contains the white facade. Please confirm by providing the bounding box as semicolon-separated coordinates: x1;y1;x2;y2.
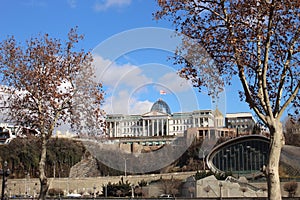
225;112;256;130
105;99;224;138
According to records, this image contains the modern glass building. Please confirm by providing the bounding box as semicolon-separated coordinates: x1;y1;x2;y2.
206;135;270;175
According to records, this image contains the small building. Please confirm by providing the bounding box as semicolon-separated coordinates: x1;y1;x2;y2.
225;112;256;135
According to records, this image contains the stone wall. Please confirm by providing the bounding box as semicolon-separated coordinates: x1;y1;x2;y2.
5;171;196;197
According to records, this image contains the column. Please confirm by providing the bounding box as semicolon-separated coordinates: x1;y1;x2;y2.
147;120;150;137
166;119;169;135
161;119;164;136
108;122;111;137
155;119;159;136
151;119;154;136
142;120;145;136
114;121;117;137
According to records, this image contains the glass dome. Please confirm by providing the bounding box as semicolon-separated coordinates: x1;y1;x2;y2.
150;99;171;114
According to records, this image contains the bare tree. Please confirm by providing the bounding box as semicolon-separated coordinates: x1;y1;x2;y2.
155;1;299;200
0;27;105;199
116;190;122;197
283;116;300;146
160;178;181;197
134;186;143;197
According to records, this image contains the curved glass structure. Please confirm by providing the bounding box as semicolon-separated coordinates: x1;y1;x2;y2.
150;99;171;114
206;135;270;175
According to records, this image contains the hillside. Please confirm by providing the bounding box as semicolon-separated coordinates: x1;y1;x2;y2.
0;137;299;179
0;137;85;178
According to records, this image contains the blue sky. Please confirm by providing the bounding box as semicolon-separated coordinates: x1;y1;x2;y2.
0;0;252;116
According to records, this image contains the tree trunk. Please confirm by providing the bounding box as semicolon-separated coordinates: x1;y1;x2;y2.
38;135;49;200
267;121;284;200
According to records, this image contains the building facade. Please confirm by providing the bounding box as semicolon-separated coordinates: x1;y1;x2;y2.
105;99;224;138
225;113;256;135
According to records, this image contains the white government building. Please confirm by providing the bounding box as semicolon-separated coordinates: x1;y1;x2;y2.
106;99;225;138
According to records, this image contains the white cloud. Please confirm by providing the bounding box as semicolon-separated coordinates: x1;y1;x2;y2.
129;99;153;114
94;0;131;11
93;55;152;88
93;55;153;114
93;55;198;115
103;90;152;114
157;72;192;93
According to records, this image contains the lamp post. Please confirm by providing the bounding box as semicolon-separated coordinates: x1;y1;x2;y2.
124;157;128;177
131;184;134;198
219;182;223;200
1;161;10;200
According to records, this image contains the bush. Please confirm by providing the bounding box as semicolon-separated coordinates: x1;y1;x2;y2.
284;181;298;197
47;188;64;197
102;178;131;197
194;170;213;180
194;170;232;180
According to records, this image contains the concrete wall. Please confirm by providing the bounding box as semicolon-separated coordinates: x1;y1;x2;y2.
5;171;196;197
196;176;300;198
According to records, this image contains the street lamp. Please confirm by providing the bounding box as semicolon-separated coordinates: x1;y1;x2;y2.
1;161;10;200
219;182;223;200
124;157;129;177
131;184;134;198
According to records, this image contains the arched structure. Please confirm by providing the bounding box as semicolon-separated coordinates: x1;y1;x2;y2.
206;135;270;176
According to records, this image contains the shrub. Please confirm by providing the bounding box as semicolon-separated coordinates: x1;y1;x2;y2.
283;181;298;197
47;188;64;197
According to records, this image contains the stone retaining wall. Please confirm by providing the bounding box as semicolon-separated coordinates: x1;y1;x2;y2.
6;171;196;197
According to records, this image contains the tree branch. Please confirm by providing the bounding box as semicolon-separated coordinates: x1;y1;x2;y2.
193;0;227;22
261;2;276;119
274;27;300;117
278;81;300;119
238;66;267;124
256;34;269;114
